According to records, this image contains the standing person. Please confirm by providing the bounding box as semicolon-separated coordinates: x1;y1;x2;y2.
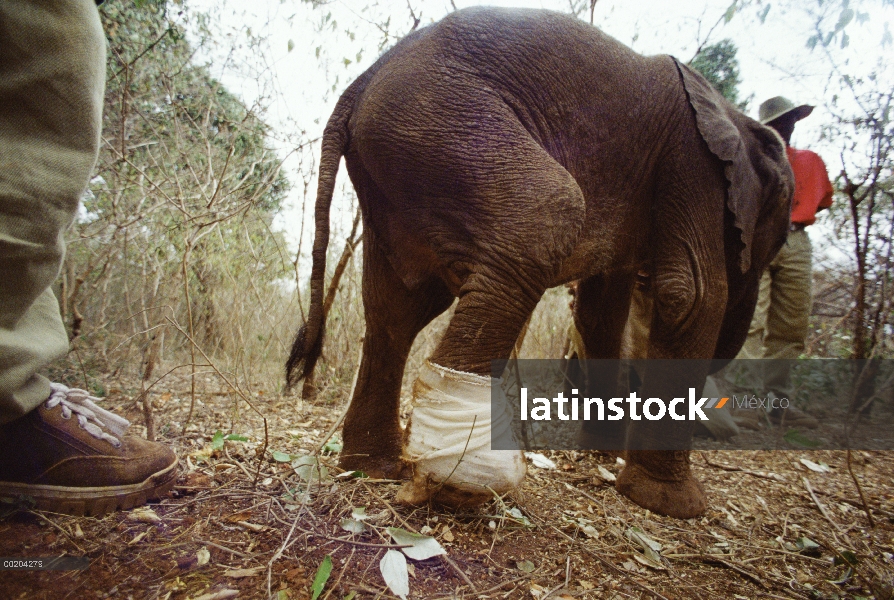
735;96;834;429
0;0;177;515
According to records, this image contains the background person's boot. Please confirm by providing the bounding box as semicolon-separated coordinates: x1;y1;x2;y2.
0;383;178;516
770;405;819;429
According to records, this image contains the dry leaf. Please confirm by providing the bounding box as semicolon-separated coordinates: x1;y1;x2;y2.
517;560;535;573
226;510;252;523
379;550;409;600
190;590;239;600
387;527;446;561
596;465;616;482
340;518;366;534
128;507;161;524
196;546;211;567
129;530;149;545
799;458;831;473
621;559;641;572
441;526;455;542
525;452;557;469
632;552;665;570
225;567;264;578
181;472;213;488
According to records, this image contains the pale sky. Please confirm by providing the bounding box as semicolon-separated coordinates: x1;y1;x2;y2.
184;0;893;268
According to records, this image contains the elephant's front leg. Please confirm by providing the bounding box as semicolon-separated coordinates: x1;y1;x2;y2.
616;365;709;519
615;213;728;519
339;236;453;479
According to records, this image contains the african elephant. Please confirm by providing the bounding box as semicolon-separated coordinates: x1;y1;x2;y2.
287;7;793;519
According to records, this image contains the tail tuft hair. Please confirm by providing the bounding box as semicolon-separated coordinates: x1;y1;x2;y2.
285;322;325;391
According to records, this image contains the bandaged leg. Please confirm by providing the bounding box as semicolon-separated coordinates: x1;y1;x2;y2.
396;361;525;506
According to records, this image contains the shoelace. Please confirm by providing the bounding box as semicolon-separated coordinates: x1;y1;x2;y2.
45;383;131;448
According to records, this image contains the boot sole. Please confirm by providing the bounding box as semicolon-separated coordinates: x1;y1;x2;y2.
0;460;178;517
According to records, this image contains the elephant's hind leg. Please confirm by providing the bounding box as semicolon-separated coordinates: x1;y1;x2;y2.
398;177;583;506
396;266;546;507
339;229;453;479
572;273;637;452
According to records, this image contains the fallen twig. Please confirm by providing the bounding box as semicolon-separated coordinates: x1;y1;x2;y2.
442;554;479;594
30;511;87;555
701;454;787;482
697;555;768;589
802;476;844;536
194;538;255;560
846;449;875;528
432;575;530;599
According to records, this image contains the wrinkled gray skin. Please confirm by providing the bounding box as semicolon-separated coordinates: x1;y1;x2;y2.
287;7;793;519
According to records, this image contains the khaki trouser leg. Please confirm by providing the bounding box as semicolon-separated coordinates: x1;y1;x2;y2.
731;230;812;396
728;269;771;390
738;269;772;360
762;229;812;394
0;0;106;424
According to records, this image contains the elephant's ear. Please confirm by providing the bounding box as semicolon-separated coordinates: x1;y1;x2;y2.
673;58;762;273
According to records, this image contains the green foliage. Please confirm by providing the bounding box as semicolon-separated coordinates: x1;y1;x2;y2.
783;429;821;447
310;555;333;600
211;430;249;450
65;1;293;378
689;39;750;110
806;1;870;50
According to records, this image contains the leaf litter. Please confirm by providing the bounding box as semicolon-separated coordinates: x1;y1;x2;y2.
2;373;893;599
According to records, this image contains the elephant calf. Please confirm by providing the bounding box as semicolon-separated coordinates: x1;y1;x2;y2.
287;7;792;518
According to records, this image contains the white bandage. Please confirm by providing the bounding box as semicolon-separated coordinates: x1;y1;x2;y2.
401;361;525;501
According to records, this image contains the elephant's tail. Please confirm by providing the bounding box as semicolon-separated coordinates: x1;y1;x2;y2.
285;95;354;390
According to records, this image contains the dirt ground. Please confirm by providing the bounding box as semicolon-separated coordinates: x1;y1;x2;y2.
2;378;893;600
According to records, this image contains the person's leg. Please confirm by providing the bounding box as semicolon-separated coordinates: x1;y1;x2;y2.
762;230;812;387
0;0;105;422
0;0;177;515
761;229;817;427
726;268;770;421
737;269;772;360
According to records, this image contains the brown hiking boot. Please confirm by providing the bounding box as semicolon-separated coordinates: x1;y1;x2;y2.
733;405;819;430
770;406;819;429
0;383;177;516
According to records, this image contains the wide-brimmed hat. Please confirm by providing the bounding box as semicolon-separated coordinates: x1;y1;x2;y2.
758;96;814;124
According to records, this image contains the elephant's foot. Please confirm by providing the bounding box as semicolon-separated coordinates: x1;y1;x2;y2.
615;451;707;519
394;467;493;508
338;453;410;480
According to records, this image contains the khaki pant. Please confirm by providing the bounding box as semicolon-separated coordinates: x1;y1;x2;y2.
0;0;105;423
735;228;813;395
